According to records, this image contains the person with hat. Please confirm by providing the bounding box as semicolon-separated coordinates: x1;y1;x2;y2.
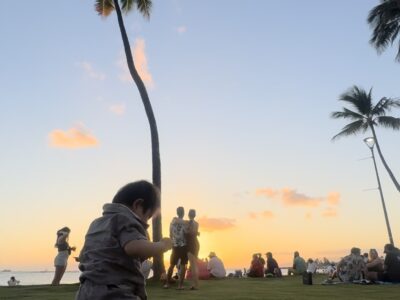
207;252;226;278
52;226;76;285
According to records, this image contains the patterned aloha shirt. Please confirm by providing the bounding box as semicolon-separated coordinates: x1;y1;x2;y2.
169;217;186;247
337;254;366;282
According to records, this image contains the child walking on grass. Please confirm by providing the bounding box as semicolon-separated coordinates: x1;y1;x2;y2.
75;180;172;300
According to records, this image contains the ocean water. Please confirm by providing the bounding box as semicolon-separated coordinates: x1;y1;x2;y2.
0;271;80;286
0;268;290;286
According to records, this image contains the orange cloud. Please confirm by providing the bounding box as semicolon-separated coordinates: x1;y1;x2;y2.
248;212;257;219
327;192;340;206
256;187;341;209
261;210;275;219
281;188;323;207
256;188;279;198
198;216;236;232
117;38;154;87
321;208;338;218
49;125;99;149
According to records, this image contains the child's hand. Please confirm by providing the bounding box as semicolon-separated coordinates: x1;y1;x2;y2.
160;238;172;251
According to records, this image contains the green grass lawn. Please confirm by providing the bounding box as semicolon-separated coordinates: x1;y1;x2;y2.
1;276;399;299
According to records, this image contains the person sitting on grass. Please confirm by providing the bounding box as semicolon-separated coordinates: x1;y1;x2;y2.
265;252;282;277
365;249;383;282
207;252;226;278
7;276;20;287
288;251;306;276
337;247;366;282
306;258;317;274
383;243;400;283
324;262;338;283
363;253;369;264
247;254;264;278
75;181;172;300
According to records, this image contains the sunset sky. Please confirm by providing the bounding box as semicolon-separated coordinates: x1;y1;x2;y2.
1;0;400;271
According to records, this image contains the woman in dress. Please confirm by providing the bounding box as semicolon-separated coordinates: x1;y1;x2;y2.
186;209;200;290
52;227;76;285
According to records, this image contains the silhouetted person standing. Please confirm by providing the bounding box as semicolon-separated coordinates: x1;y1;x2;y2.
164;207;188;289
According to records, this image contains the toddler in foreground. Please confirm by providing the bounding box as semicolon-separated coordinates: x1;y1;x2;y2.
75;181;172;300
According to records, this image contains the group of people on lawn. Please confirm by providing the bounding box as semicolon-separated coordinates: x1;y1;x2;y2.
246;246;400;283
163;206;226;290
247;251;316;278
330;246;400;283
45;181;400;299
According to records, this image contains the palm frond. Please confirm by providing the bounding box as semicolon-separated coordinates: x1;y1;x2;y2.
376;116;400;129
372;97;400;115
95;0;115;16
339;86;372;115
120;0;152;18
331;108;365;121
120;0;134;12
331;120;368;141
368;0;400;61
135;0;152;18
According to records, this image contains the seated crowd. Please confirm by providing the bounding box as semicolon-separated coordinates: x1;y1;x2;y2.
331;244;400;283
243;244;400;283
247;251;310;278
245;252;282;277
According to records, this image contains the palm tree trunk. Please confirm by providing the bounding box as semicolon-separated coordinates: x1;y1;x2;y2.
114;0;164;279
370;125;400;192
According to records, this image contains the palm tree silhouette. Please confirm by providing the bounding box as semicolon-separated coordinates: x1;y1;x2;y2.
368;0;400;61
95;0;164;278
331;85;400;192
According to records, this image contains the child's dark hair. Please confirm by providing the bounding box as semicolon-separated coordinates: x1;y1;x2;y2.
113;180;160;213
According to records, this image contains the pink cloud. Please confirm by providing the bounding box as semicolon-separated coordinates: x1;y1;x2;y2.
77;61;105;80
248;212;258;219
256;188;279;198
49;125;99;149
321;208;338;218
117;38;154;87
198;216;236;232
176;26;187;34
261;210;275;219
256;187;341;209
109;103;126;115
327;192;340;206
281;188;323;207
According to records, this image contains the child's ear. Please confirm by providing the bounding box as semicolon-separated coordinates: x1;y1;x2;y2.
132;198;144;211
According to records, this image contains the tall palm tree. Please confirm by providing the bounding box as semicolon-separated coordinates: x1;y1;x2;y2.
95;0;164;278
368;0;400;61
331;86;400;192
